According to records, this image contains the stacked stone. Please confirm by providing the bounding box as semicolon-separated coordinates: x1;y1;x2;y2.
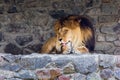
0;53;120;80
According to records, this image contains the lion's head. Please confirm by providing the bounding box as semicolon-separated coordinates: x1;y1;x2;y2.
54;15;95;52
55;18;83;48
57;27;72;46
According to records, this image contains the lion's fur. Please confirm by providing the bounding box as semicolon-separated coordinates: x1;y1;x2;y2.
41;15;95;54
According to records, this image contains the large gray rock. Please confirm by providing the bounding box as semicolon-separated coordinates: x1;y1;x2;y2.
95;42;114;51
73;55;98;74
17;70;37;79
114;40;120;47
4;43;22;55
100;69;113;79
114;47;120;55
105;34;118;41
18;54;52;69
101;24;116;34
99;55;115;68
86;73;102;80
114;68;120;80
71;73;86;80
0;70;18;78
15;35;33;46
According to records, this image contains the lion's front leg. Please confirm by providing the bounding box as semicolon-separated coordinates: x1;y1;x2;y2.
41;37;56;54
61;45;69;54
77;46;89;53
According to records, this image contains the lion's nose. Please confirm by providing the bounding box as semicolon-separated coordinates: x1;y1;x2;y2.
59;38;62;41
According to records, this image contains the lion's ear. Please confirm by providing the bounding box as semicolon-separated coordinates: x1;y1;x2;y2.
78;19;81;23
54;20;60;33
75;18;81;23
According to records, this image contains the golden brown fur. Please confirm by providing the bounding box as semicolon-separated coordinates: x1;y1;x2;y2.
41;15;95;54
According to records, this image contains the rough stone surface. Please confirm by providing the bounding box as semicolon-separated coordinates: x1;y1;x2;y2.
95;42;114;51
97;34;105;41
105;34;118;41
99;55;115;68
114;40;120;47
100;69;113;79
15;35;33;46
0;53;119;79
63;62;75;74
100;24;116;34
114;47;120;55
4;43;22;55
116;56;120;67
73;55;98;74
114;68;120;80
86;73;102;80
70;73;86;80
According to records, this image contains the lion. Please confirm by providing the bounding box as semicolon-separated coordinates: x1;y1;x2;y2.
41;15;95;54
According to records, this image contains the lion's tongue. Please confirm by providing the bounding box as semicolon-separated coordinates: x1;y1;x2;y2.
61;43;66;46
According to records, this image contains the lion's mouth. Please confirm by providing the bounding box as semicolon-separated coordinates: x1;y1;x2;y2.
60;41;70;46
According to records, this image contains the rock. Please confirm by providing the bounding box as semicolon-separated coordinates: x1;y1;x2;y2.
114;40;120;47
0;6;4;14
116;56;120;67
97;34;105;41
100;69;113;79
0;76;5;80
0;15;11;25
73;55;98;74
0;69;18;78
15;35;33;46
101;4;118;15
5;23;29;33
70;73;86;80
17;70;37;79
7;5;18;13
19;55;51;69
6;78;22;80
36;68;61;80
58;75;70;80
35;56;52;68
86;73;102;80
19;57;36;69
36;69;51;80
45;62;58;68
53;56;71;68
1;63;21;72
49;10;67;19
27;43;42;52
101;24;116;34
108;77;116;80
99;16;117;23
49;68;62;79
95;42;114;51
113;23;120;34
0;55;9;66
105;34;118;41
3;54;20;63
63;62;75;74
0;32;3;41
4;43;22;55
100;55;115;68
114;47;120;55
114;68;120;80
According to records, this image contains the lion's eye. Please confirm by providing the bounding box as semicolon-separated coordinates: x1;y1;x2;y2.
64;30;68;34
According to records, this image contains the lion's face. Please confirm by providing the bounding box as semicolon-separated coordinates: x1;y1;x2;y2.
56;27;73;46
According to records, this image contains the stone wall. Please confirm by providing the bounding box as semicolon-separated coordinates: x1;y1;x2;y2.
0;53;120;80
0;0;120;54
